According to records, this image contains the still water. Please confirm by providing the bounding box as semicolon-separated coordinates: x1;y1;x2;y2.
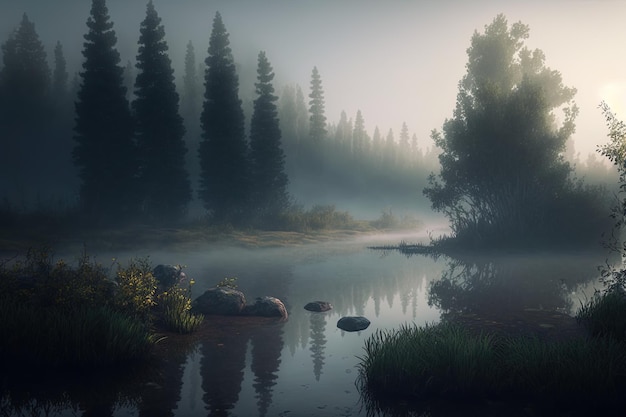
2;231;609;416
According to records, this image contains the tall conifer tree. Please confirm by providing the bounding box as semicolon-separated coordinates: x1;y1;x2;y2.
0;13;51;203
249;51;289;223
308;66;326;143
133;0;191;222
199;12;249;224
73;0;137;221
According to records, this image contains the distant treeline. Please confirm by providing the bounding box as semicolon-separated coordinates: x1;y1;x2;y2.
0;1;618;237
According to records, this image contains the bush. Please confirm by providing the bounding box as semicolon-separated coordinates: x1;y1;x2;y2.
0;249;202;371
277;204;356;231
114;257;157;320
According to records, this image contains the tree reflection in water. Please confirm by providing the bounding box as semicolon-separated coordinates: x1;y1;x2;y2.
308;312;327;382
428;252;603;332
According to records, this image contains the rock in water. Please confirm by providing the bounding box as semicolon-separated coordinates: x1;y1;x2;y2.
337;316;370;332
304;301;333;312
243;296;288;319
192;287;246;315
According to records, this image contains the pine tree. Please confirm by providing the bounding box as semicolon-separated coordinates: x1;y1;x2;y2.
308;66;327;143
133;0;191;223
50;41;77;199
182;41;199;124
398;122;411;167
181;40;201;192
199;12;249;224
352;110;367;159
249;51;289;224
73;0;137;221
51;41;68;105
0;13;51;203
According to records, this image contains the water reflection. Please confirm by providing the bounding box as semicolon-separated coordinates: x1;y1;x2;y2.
249;322;283;416
3;237;611;417
428;252;603;320
308;312;328;381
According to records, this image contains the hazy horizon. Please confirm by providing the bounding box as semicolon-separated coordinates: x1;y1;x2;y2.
1;0;624;159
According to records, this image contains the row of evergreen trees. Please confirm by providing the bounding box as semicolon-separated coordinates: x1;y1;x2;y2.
0;0;440;226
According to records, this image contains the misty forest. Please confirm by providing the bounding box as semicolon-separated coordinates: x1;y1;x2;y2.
3;1;626;416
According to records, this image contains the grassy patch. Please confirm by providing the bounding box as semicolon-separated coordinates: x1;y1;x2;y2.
0;248;203;371
576;289;626;340
0;297;154;370
357;322;626;412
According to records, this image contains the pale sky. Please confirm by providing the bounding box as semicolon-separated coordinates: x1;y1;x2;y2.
1;0;625;158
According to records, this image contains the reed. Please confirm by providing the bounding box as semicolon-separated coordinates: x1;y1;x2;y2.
575;290;626;340
158;288;204;334
357;322;626;409
0;296;154;370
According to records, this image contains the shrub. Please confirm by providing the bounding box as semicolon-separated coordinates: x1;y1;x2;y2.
114;257;157;320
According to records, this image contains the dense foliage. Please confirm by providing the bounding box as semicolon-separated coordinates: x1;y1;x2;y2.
423;14;609;247
0;249;202;370
0;5;616;236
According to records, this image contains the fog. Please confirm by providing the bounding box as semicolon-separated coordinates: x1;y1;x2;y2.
1;0;625;224
1;0;624;158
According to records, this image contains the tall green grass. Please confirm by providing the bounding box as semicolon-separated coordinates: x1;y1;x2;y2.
357;322;626;410
0;296;154;370
158;288;203;334
576;290;626;340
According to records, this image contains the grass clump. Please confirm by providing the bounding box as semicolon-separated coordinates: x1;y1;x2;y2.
576;289;626;340
157;286;203;334
357;322;626;411
0;248;203;371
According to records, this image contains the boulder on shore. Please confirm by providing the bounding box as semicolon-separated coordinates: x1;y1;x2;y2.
192;287;246;316
243;296;288;319
304;301;333;312
337;316;370;332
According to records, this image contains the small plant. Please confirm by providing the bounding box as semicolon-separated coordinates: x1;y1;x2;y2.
216;276;238;289
158;287;203;334
114;257;157;320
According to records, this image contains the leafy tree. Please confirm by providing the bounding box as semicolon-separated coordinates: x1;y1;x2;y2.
199;12;249;224
423;14;600;246
73;0;137;222
133;0;191;222
249;51;289;224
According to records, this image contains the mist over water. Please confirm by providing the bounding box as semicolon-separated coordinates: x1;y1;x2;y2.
4;229;609;417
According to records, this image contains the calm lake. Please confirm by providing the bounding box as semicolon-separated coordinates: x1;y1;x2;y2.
1;230;611;416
